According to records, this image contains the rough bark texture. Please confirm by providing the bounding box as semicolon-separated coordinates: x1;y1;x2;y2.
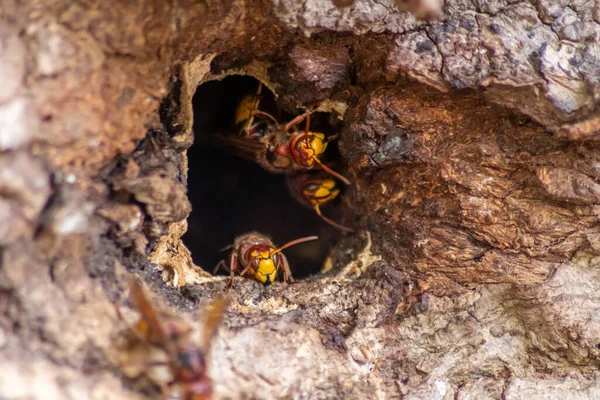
2;0;600;399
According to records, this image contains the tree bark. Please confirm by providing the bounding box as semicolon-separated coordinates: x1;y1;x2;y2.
1;1;600;399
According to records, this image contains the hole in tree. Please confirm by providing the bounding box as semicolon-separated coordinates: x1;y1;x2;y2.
183;75;345;279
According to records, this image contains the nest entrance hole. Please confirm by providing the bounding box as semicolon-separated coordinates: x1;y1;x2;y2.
182;75;343;279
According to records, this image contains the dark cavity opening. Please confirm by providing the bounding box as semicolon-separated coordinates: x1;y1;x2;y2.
183;75;344;279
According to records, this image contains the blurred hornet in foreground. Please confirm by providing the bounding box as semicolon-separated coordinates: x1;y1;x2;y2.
287;172;354;232
214;82;350;185
116;278;228;400
215;232;318;289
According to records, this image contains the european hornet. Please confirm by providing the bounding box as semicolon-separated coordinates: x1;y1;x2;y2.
286;172;354;232
215;232;318;289
115;277;228;400
213;82;350;185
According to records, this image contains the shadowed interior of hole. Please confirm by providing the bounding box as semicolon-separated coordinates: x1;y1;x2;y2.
182;75;341;279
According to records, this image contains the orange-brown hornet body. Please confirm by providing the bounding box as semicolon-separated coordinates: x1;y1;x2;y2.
214;83;350;184
120;278;228;400
215;232;318;289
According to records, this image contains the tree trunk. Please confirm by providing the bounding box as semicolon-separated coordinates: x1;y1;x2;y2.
2;0;600;399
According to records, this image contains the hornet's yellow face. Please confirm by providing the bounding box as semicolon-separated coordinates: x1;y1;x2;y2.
250;249;278;284
303;179;340;207
235;94;257;125
298;132;327;166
